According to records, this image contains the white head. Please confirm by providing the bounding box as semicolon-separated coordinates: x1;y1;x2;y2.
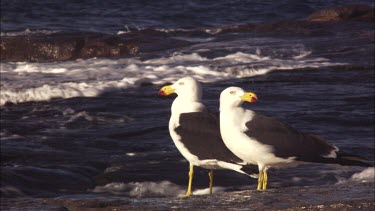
159;77;202;102
220;86;258;110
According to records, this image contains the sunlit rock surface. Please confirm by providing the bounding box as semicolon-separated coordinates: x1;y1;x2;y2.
307;5;374;22
1;182;373;210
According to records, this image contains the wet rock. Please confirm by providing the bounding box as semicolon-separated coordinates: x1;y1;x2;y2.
0;33;139;62
307;5;374;22
0;31;193;62
1;182;374;210
0;35;78;62
78;36;140;59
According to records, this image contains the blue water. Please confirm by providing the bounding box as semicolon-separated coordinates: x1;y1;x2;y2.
1;0;373;33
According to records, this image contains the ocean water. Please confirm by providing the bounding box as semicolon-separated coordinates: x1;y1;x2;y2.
1;0;374;209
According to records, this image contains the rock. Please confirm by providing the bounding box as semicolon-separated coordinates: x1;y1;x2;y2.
78;36;140;59
0;32;192;62
0;35;78;62
307;5;374;22
0;33;140;62
1;182;374;210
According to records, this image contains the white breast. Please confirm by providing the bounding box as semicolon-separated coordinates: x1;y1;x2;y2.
220;108;295;168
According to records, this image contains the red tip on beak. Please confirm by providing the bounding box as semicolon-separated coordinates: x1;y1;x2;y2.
250;97;258;103
158;85;175;96
158;90;167;96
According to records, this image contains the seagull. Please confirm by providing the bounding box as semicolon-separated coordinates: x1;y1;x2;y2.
219;86;373;190
159;77;258;196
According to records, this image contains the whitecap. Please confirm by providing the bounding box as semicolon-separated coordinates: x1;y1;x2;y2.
350;167;375;182
92;181;229;197
0;51;344;106
92;181;185;197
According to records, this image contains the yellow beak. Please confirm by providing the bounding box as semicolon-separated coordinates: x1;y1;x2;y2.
240;92;258;103
158;85;176;96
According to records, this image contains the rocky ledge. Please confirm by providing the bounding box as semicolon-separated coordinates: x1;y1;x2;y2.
1;182;373;211
0;32;191;62
307;4;374;22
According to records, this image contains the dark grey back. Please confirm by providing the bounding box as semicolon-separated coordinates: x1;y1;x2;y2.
174;111;244;163
245;113;336;163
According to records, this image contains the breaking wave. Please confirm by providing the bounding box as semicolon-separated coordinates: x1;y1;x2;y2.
350;167;375;182
336;167;375;184
1;51;343;106
0;28;59;37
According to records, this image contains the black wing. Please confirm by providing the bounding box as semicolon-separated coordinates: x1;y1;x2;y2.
244;113;337;163
174;111;244;163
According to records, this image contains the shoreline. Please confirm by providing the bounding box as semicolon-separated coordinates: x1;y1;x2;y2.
2;182;374;210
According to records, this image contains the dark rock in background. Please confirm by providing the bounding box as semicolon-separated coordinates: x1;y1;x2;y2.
0;33;140;62
307;5;374;22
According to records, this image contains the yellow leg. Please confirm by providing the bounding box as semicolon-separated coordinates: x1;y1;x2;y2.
209;170;214;194
257;171;263;190
185;165;194;196
262;171;268;190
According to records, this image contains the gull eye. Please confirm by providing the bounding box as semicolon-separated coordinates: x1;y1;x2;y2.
230;91;236;95
179;82;184;85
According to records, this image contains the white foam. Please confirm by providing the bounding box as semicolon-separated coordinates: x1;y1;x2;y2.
192;186;227;195
0;51;343;105
350;167;375;182
336;167;375;184
0;28;58;37
92;181;228;197
92;181;185;197
154;28;191;33
126;152;137;156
